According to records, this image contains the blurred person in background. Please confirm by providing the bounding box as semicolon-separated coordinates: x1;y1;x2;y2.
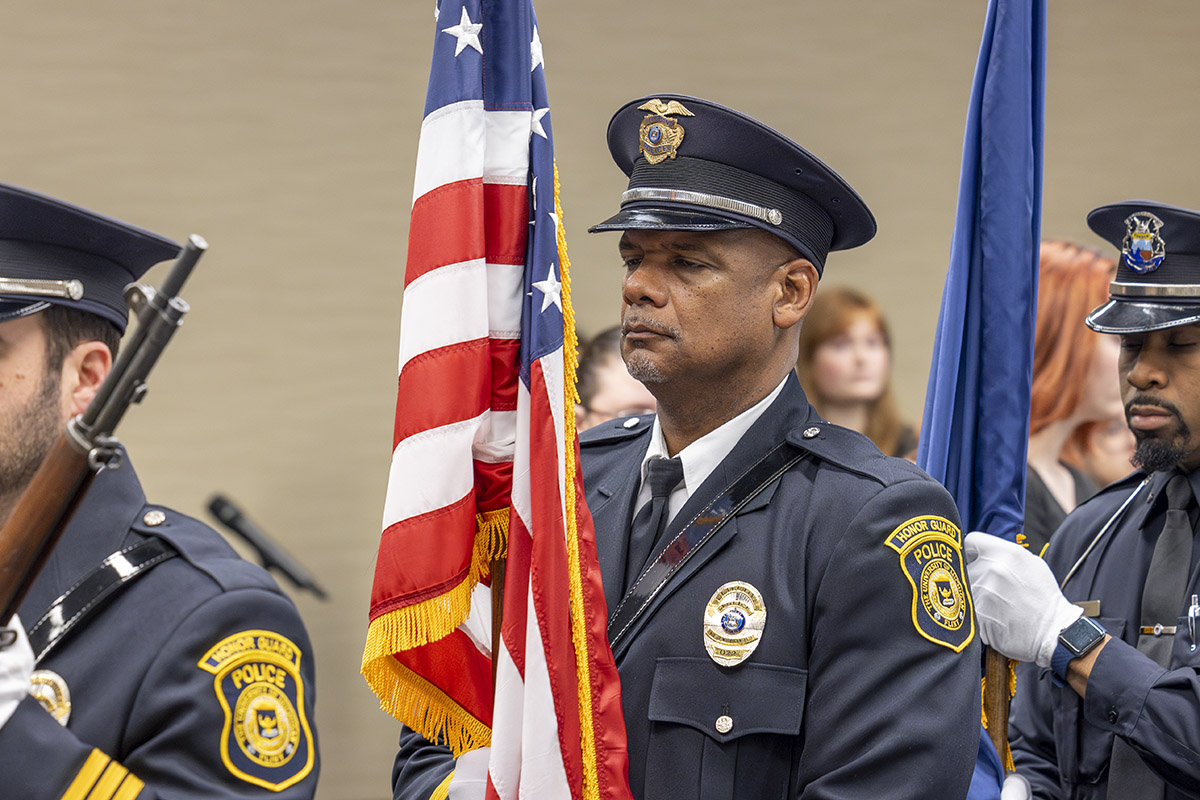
795;285;917;458
1061;413;1137;489
575;324;656;431
1022;240;1122;554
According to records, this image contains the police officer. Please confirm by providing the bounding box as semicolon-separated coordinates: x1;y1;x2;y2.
0;184;319;799
393;95;981;799
967;201;1200;799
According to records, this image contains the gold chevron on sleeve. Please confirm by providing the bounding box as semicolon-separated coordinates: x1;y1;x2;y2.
112;773;146;800
83;760;129;800
60;749;110;800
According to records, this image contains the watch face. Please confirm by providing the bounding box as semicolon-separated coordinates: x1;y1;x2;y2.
1060;617;1106;656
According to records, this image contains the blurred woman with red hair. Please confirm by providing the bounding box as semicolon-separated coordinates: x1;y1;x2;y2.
1023;240;1127;553
796;285;917;458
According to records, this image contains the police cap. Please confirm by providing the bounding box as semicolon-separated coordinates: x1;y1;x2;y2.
0;183;180;333
1086;200;1200;334
588;94;876;274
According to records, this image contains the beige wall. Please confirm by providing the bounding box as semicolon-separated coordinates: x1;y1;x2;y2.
0;2;1197;797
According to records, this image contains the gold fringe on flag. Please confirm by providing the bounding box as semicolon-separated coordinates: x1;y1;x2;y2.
361;654;492;756
556;162;603;800
360;508;509;753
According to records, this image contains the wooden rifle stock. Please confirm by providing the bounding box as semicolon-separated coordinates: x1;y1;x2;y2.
984;645;1012;771
0;437;93;623
0;234;207;627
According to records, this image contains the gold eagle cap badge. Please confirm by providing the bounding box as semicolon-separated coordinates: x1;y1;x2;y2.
637;99;694;165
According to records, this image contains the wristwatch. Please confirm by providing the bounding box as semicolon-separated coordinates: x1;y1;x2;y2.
1051;616;1107;682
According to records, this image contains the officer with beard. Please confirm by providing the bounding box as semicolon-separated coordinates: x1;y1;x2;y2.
967;201;1200;799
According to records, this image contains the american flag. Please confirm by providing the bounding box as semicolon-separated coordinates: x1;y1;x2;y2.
361;2;632;798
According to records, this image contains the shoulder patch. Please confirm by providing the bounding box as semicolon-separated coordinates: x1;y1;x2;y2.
885;515;975;652
199;630;315;791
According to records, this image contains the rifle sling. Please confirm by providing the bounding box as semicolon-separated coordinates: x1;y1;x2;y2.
27;537;177;663
607;441;808;649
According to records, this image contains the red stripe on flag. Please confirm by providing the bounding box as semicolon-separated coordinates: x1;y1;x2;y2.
406;180;528;287
394;338;491;448
501;510;531;679
370;494;477;616
483;182;529;266
491;337;521;413
398;629;494;727
528;359;585;800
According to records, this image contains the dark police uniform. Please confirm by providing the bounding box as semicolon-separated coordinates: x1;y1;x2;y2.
0;183;318;799
1009;201;1200;799
392;95;980;800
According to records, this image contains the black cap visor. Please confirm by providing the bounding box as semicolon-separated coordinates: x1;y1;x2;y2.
1086;298;1200;334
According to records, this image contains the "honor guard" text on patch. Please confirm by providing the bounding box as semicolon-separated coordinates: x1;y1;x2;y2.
199;630;314;791
886;516;975;652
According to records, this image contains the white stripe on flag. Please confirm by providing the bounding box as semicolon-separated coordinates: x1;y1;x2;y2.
517;580;571;800
489;642;524;800
398;259;489;374
382;412;487;530
413;102;533;203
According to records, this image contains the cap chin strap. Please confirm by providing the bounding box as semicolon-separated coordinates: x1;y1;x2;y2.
1110;281;1200;299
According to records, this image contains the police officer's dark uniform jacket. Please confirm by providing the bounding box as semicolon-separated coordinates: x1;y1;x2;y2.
0;183;318;799
1011;469;1200;799
1010;201;1200;800
0;460;319;799
394;378;981;800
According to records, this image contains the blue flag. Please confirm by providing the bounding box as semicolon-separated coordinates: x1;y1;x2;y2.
915;2;1046;796
917;0;1046;544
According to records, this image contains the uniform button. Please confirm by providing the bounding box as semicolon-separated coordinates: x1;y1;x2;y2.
1107;709;1119;724
715;715;733;734
802;427;820;439
143;509;167;527
623;417;640;429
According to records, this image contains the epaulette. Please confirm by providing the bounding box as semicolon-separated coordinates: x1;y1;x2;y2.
785;421;926;488
1074;468;1151;511
132;505;283;595
579;414;655;447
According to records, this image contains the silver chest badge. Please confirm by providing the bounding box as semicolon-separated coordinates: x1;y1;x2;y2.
703;581;767;666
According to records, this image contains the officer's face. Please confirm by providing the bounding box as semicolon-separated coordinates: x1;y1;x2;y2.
0;315;66;499
617;228;805;390
1118;323;1200;472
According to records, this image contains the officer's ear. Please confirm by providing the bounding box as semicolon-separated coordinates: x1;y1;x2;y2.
773;258;818;331
59;341;113;419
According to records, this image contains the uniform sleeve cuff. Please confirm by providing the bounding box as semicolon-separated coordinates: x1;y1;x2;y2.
1082;636;1167;735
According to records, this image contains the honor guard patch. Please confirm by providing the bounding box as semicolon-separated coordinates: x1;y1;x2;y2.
886;516;975;652
703;581;767;666
199;630;314;791
637;99;694;164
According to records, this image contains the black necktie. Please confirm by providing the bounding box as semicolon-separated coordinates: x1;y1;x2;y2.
1109;472;1194;799
624;456;684;593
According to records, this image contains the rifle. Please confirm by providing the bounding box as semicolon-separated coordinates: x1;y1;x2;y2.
0;235;207;624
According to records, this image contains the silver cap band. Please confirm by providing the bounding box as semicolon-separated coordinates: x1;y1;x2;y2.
1110;281;1200;299
0;277;84;300
621;187;784;227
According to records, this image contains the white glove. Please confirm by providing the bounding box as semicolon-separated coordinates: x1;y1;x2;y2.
1000;773;1032;800
448;747;490;800
0;615;33;729
964;532;1082;667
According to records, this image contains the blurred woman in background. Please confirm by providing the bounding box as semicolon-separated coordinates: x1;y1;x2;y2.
796;285;917;458
1023;240;1124;553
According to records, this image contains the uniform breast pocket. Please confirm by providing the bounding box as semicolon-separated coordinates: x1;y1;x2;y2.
1055;616;1127;788
643;657;805;800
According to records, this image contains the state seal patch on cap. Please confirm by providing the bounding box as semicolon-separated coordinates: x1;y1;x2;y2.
199;630;314;791
885;516;974;652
